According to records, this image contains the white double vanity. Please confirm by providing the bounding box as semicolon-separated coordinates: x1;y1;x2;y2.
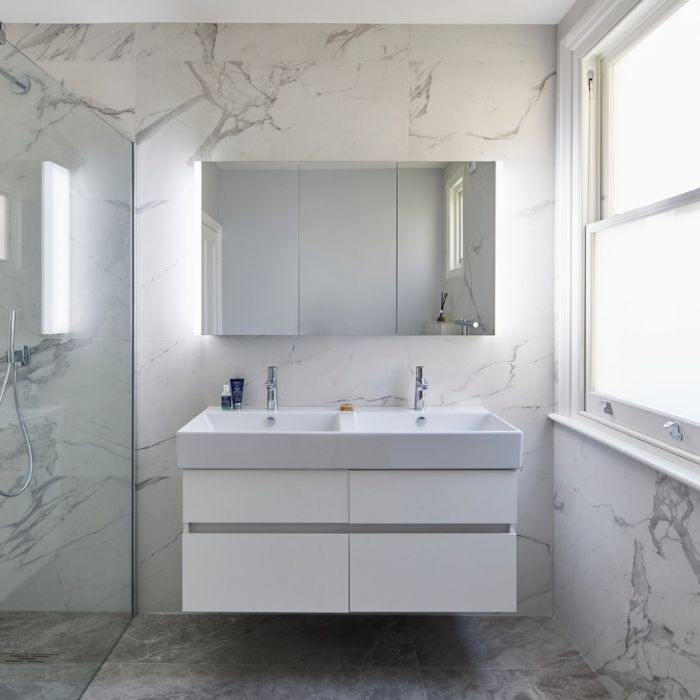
177;407;522;614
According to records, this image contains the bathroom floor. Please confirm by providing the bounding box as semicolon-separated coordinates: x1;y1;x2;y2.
78;614;610;699
0;611;131;700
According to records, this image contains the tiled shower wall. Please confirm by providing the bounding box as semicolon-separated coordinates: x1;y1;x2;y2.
0;40;132;613
8;23;556;612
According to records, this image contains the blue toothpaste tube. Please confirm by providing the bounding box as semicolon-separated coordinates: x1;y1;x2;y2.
230;378;244;409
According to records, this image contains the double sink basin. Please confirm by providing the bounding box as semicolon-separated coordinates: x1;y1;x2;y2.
177;407;522;470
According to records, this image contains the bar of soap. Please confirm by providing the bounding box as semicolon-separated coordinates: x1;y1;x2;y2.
339;402;354;412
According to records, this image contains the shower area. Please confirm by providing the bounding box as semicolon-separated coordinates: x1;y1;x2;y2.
0;28;133;699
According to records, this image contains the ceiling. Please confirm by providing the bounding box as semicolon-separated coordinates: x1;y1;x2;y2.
0;0;578;25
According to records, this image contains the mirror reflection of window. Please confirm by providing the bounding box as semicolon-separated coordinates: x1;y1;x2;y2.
448;175;464;273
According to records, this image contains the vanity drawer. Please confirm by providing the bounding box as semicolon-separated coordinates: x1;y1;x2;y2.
183;469;348;523
183;533;349;612
349;533;516;613
349;470;516;524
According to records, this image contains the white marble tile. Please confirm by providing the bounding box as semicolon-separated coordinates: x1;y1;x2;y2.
555;425;700;698
136;59;409;171
135;200;197;339
201;335;411;409
135;337;208;482
135;23;409;62
554;475;700;699
36;61;136;140
407;25;556;62
409;60;556;161
555;427;700;590
7;24;134;61
136;476;182;612
0;394;130;612
22;339;132;475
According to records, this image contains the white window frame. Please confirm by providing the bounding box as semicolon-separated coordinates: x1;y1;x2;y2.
556;0;700;469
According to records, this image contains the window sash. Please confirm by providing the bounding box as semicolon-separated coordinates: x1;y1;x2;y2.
584;187;700;460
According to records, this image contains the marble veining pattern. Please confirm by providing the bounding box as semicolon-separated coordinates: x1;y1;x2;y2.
554;426;700;699
13;22;556;615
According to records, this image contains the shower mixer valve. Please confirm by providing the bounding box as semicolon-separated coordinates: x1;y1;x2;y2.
6;345;31;367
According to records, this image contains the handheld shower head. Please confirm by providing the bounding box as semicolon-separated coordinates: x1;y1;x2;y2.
0;309;34;497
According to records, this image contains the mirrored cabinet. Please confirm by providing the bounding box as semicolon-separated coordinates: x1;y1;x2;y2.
199;161;497;336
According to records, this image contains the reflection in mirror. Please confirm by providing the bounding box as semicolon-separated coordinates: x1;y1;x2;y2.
300;164;397;335
199;161;496;336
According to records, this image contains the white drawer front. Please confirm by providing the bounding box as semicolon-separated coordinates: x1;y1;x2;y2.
349;470;516;524
183;469;348;523
349;533;516;613
183;533;349;612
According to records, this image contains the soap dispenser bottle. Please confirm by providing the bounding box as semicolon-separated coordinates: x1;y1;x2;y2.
221;383;233;410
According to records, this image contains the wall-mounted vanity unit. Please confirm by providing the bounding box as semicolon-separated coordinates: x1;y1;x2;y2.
198;161;497;336
177;406;522;613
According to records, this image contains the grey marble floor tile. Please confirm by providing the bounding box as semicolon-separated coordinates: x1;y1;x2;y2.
0;612;131;663
108;614;418;667
0;662;99;700
411;617;589;671
421;668;610;699
82;662;428;700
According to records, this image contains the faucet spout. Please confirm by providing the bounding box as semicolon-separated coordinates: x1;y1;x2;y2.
266;366;278;412
414;366;429;411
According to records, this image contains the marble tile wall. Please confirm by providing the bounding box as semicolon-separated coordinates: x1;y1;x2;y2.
553;426;700;698
8;22;557;613
0;40;132;612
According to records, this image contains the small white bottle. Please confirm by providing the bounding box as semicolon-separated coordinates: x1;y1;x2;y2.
221;383;233;410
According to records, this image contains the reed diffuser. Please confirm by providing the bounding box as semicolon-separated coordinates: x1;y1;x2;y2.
437;292;448;322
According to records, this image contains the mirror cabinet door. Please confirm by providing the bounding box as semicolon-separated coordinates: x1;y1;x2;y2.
208;164;299;335
299;165;397;335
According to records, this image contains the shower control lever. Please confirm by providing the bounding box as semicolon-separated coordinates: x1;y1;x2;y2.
6;345;31;367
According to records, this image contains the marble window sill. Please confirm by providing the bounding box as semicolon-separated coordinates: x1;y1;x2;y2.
549;412;700;492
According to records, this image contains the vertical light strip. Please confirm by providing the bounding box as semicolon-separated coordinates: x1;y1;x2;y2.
41;161;70;335
0;194;8;261
192;161;202;335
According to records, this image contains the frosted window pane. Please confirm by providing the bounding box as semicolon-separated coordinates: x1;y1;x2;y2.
609;0;700;215
591;198;700;423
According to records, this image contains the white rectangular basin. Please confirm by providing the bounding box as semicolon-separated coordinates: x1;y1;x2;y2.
177;406;522;470
349;409;509;433
203;410;339;432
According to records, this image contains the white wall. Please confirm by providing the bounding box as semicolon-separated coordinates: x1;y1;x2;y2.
8;22;557;613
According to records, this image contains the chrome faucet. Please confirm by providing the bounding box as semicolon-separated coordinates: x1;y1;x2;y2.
414;366;429;411
266;366;278;412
